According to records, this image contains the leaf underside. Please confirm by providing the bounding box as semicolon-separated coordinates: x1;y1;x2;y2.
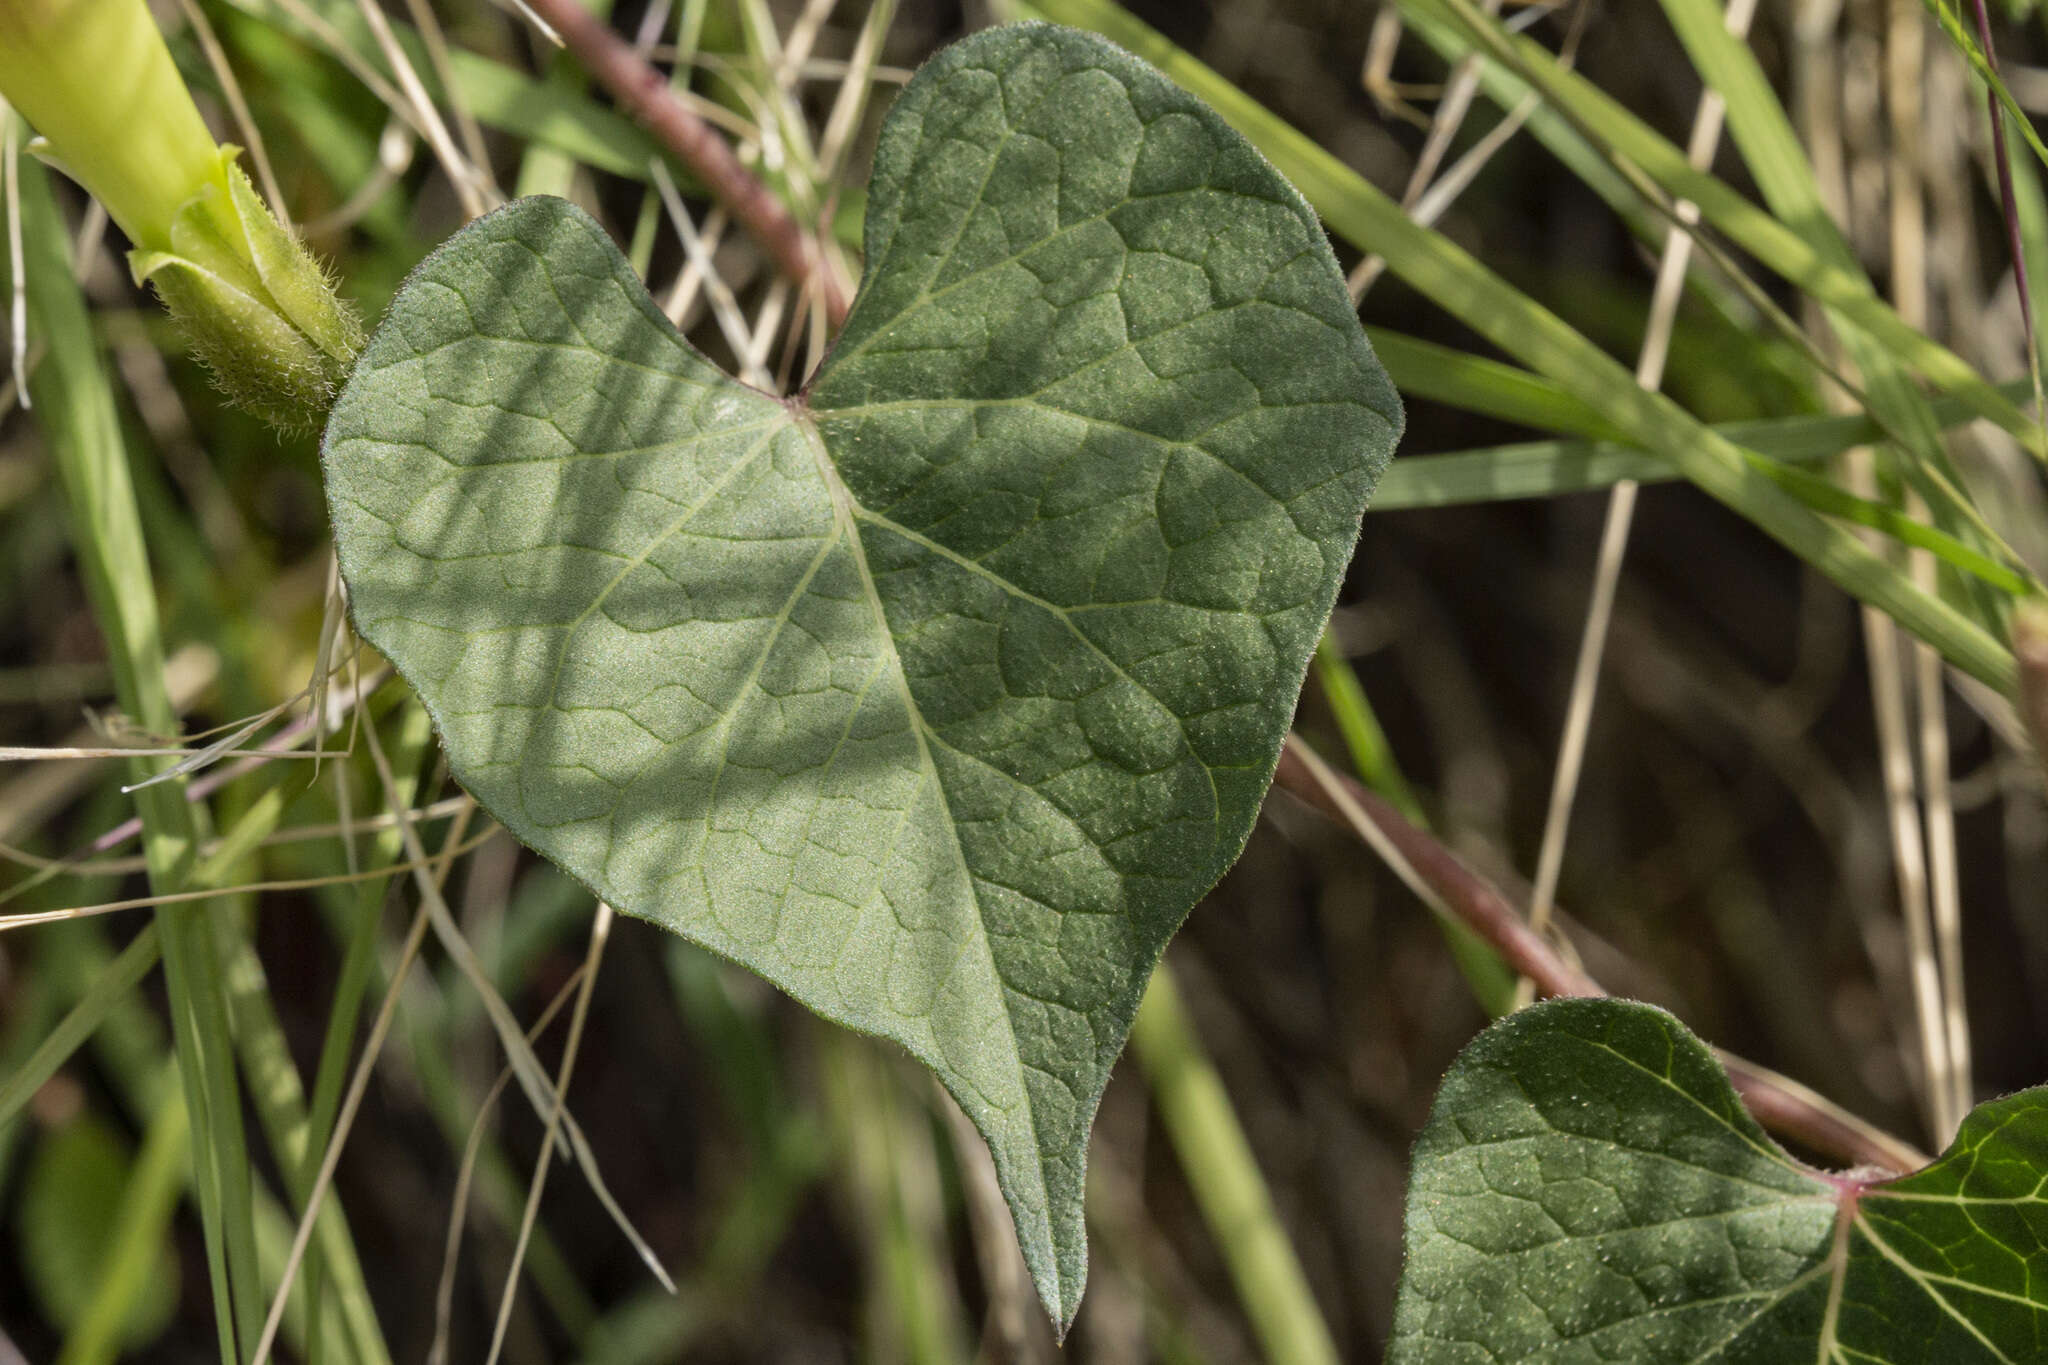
1390;997;2048;1364
322;21;1398;1328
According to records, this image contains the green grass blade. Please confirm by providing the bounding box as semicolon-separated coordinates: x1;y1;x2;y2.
1922;0;2048;172
1746;456;2037;597
1376;383;2036;507
0;927;160;1134
1365;327;1623;439
1312;638;1516;1014
56;1097;189;1365
29;921;362;1362
1129;969;1341;1365
201;869;389;1365
1313;636;1424;823
1401;0;2041;454
1655;0;2023;634
15;143;268;1363
1656;0;1997;493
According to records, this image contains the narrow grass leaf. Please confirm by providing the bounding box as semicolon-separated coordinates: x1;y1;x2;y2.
21;1110;181;1361
1375;381;2034;508
1365;327;1622;440
13;145;268;1363
0;926;159;1134
1399;0;2041;453
1025;1;2015;692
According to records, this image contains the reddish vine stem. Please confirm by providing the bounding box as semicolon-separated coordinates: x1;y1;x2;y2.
1272;735;1933;1175
524;0;851;329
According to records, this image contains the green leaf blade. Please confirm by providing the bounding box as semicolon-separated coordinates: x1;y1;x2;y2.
1390;999;1835;1363
1853;1092;2048;1362
1391;998;2048;1363
324;20;1397;1331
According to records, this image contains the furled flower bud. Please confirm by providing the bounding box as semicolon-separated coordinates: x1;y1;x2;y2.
0;0;360;429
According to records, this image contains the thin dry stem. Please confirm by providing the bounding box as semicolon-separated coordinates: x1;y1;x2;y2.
523;0;850;327
0;744;343;762
1281;737;1601;999
400;0;500;202
815;0;901;182
2015;603;2048;783
5;126;26;412
650;162;756;367
484;902;617;1365
429;967;590;1365
269;0;427;137
0;795;473;880
1794;0;1952;1137
351;0;494;220
935;1081;1050;1363
1875;0;1961;1145
357;698;673;1294
251;896;436;1365
0;826;498;932
1522;0;1757;1001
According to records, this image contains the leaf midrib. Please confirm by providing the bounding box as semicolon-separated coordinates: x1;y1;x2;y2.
791;411;1064;1308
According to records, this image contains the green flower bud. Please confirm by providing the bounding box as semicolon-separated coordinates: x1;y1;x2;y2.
131;149;363;431
0;0;359;430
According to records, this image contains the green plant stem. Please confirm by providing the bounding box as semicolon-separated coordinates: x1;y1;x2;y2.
14;142;267;1364
818;1032;969;1365
1129;968;1341;1365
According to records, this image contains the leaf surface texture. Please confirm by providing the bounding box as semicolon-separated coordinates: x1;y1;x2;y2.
1391;998;2048;1363
323;22;1397;1325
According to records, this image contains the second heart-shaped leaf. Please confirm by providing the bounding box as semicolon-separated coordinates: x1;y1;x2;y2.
322;21;1399;1327
1391;998;2048;1363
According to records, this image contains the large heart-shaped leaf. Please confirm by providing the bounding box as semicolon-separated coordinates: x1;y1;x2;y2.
322;20;1397;1328
1391;997;2048;1362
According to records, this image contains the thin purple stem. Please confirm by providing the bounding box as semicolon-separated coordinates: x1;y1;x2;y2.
41;669;391;866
